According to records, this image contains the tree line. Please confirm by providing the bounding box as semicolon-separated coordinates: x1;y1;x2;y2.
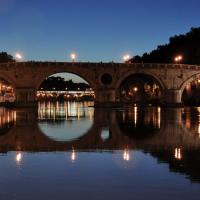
0;52;15;63
39;76;91;91
130;27;200;65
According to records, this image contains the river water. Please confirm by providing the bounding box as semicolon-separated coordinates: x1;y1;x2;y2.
0;101;200;200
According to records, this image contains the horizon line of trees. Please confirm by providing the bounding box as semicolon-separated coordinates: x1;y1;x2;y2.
39;76;91;91
0;52;15;63
130;27;200;65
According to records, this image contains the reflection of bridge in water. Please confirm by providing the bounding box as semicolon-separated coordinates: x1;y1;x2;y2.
0;106;200;182
38;101;94;120
0;106;200;151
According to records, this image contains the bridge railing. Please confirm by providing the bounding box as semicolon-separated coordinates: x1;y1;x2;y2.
0;61;200;70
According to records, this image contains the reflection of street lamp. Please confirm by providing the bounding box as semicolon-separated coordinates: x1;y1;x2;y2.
71;149;76;162
174;148;182;160
123;149;130;161
174;55;183;64
16;152;22;165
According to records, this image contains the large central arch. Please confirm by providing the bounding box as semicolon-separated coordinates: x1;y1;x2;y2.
35;70;97;93
34;66;97;102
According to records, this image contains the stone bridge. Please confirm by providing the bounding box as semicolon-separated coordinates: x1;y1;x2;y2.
1;62;200;106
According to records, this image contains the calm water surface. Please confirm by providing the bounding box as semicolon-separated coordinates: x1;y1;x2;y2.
0;102;200;200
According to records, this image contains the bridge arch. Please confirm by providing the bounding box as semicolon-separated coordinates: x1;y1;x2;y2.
0;72;17;89
179;73;200;105
115;71;166;90
179;73;200;94
35;67;97;93
0;72;16;103
115;72;166;103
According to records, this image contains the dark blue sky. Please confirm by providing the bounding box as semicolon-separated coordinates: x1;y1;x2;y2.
0;0;200;62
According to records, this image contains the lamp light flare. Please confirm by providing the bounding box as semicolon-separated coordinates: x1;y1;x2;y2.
71;149;76;162
174;55;183;63
16;152;22;164
133;87;138;92
123;149;130;161
15;53;22;60
174;148;182;160
70;53;77;61
123;54;131;62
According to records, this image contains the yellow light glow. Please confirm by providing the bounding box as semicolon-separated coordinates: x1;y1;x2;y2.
134;106;138;126
16;152;22;164
70;53;77;61
15;53;22;60
123;54;131;62
71;149;76;162
123;149;130;161
174;148;182;160
178;55;182;60
133;87;138;92
174;55;183;63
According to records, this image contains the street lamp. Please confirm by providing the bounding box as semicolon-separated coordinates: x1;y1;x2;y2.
15;53;23;61
123;54;131;63
174;55;183;64
70;53;77;62
133;87;138;92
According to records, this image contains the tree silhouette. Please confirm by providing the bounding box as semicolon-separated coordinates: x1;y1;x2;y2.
131;27;200;65
39;76;91;91
0;52;15;63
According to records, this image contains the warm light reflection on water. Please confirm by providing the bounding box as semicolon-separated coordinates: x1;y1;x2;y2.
38;101;94;142
123;149;130;161
0;107;16;127
38;101;94;120
182;107;200;139
0;105;200;199
174;148;182;160
118;106;162;139
71;149;76;162
15;152;22;165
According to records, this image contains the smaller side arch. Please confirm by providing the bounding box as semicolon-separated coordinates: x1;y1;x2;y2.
179;73;200;95
115;71;166;104
115;71;166;91
0;72;17;90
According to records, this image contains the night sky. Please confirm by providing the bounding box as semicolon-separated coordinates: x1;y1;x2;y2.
0;0;200;63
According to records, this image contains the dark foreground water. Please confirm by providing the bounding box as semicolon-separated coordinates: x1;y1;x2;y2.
0;102;200;200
